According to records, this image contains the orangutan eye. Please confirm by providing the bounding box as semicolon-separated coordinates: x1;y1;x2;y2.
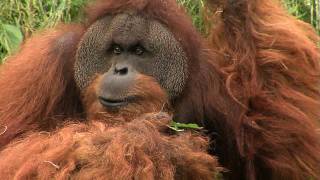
111;44;122;55
133;45;144;56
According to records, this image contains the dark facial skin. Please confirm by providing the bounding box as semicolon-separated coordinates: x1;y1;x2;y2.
75;12;189;108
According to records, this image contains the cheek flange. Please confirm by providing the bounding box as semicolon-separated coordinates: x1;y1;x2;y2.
74;16;114;90
146;21;189;99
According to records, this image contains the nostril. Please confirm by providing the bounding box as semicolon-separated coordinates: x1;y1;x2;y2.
119;67;128;75
114;67;128;76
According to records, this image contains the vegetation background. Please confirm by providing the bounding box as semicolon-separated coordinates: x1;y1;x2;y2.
0;0;319;63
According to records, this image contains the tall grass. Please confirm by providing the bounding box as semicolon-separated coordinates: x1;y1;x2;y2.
0;0;86;62
0;0;319;63
283;0;320;34
178;0;207;34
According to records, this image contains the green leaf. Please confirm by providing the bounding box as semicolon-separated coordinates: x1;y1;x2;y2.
2;24;23;53
169;121;203;132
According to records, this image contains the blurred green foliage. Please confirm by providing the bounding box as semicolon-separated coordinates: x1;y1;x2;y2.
178;0;207;34
283;0;320;34
0;0;319;63
0;0;86;62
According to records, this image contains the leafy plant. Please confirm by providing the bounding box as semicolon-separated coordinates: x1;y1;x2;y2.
169;121;203;132
0;23;23;62
177;0;207;34
0;0;87;63
283;0;320;34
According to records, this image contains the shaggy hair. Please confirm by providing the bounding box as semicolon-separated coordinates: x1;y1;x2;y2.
0;0;319;179
0;115;221;180
206;0;320;179
0;71;221;179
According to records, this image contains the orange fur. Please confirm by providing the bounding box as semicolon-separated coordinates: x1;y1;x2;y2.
0;0;319;179
83;74;169;122
0;116;221;180
202;0;320;179
0;25;85;147
0;74;221;179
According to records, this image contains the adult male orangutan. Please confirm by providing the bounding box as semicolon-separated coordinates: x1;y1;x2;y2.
0;0;319;179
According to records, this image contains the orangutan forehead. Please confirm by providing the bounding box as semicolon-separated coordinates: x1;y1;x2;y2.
107;13;149;44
